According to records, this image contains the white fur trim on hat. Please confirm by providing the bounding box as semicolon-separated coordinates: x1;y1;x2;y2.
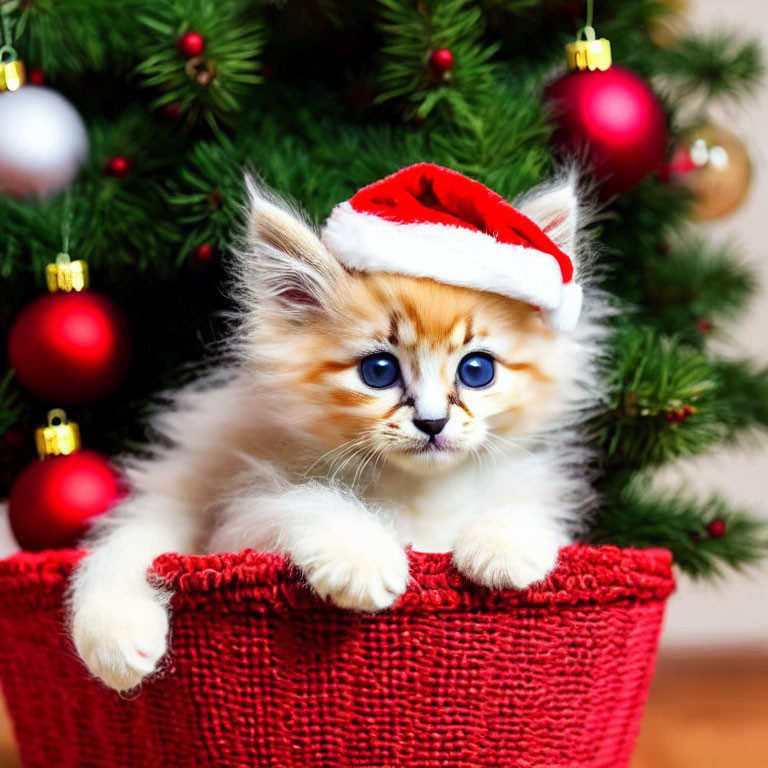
322;201;581;330
323;202;566;310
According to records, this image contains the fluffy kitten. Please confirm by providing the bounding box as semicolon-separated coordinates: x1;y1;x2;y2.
69;175;600;692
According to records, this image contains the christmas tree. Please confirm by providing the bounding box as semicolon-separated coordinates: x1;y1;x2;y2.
1;0;766;576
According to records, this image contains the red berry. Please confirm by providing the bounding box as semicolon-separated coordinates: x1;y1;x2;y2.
696;318;713;333
161;102;181;120
105;155;132;178
178;31;205;59
430;48;454;73
194;243;214;263
28;69;45;85
682;405;695;418
706;518;726;538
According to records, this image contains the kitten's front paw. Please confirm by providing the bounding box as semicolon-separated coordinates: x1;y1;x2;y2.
452;517;561;590
295;527;409;612
72;592;169;692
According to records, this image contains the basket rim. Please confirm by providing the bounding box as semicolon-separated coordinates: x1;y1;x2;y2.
0;544;674;614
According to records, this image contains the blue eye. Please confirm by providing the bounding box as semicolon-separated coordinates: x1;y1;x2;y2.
359;353;401;389
458;353;495;388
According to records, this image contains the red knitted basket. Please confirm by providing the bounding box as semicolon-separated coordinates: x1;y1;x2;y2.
0;544;674;768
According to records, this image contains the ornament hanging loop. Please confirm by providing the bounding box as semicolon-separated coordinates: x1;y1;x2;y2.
35;409;82;459
46;253;89;293
0;45;24;92
566;0;611;72
566;36;612;72
0;10;24;91
47;408;68;427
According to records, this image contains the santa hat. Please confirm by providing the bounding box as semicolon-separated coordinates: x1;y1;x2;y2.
321;163;582;332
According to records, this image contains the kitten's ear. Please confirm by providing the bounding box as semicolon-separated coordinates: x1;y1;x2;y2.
241;176;345;313
517;176;579;254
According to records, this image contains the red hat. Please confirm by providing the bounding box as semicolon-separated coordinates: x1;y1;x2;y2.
321;163;582;332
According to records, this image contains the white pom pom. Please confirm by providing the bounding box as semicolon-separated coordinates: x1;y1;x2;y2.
543;282;583;332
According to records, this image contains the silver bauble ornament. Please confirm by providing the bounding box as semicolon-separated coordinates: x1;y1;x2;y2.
0;85;89;199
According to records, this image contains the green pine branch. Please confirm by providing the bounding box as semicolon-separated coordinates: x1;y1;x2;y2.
135;0;265;130
7;0;144;77
709;358;768;438
596;325;768;470
591;480;768;578
0;372;24;436
661;31;764;103
430;74;552;199
637;238;758;339
164;136;248;260
375;0;498;122
599;179;693;276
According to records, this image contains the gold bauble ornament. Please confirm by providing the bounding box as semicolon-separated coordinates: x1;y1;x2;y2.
649;0;688;48
670;123;751;220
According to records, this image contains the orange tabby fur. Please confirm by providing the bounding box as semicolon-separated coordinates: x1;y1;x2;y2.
254;273;579;475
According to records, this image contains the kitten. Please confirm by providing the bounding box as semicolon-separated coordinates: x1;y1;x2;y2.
69;173;601;692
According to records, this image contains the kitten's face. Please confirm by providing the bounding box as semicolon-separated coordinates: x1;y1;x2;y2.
259;273;581;476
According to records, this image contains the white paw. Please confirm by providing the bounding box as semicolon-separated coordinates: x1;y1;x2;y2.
294;526;409;612
452;518;561;590
72;592;169;692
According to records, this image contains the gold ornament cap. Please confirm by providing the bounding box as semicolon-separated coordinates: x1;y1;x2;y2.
46;253;89;293
35;409;81;460
566;27;612;72
0;58;25;92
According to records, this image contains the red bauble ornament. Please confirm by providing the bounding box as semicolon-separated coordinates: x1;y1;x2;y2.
8;291;131;404
706;518;726;538
105;155;132;178
194;243;214;263
9;451;124;550
545;65;668;196
430;48;454;73
178;31;205;59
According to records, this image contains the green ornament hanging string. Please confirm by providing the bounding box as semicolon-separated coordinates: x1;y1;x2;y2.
0;7;17;62
567;0;612;73
45;188;90;294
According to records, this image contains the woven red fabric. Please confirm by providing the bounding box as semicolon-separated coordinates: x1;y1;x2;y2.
0;544;674;768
